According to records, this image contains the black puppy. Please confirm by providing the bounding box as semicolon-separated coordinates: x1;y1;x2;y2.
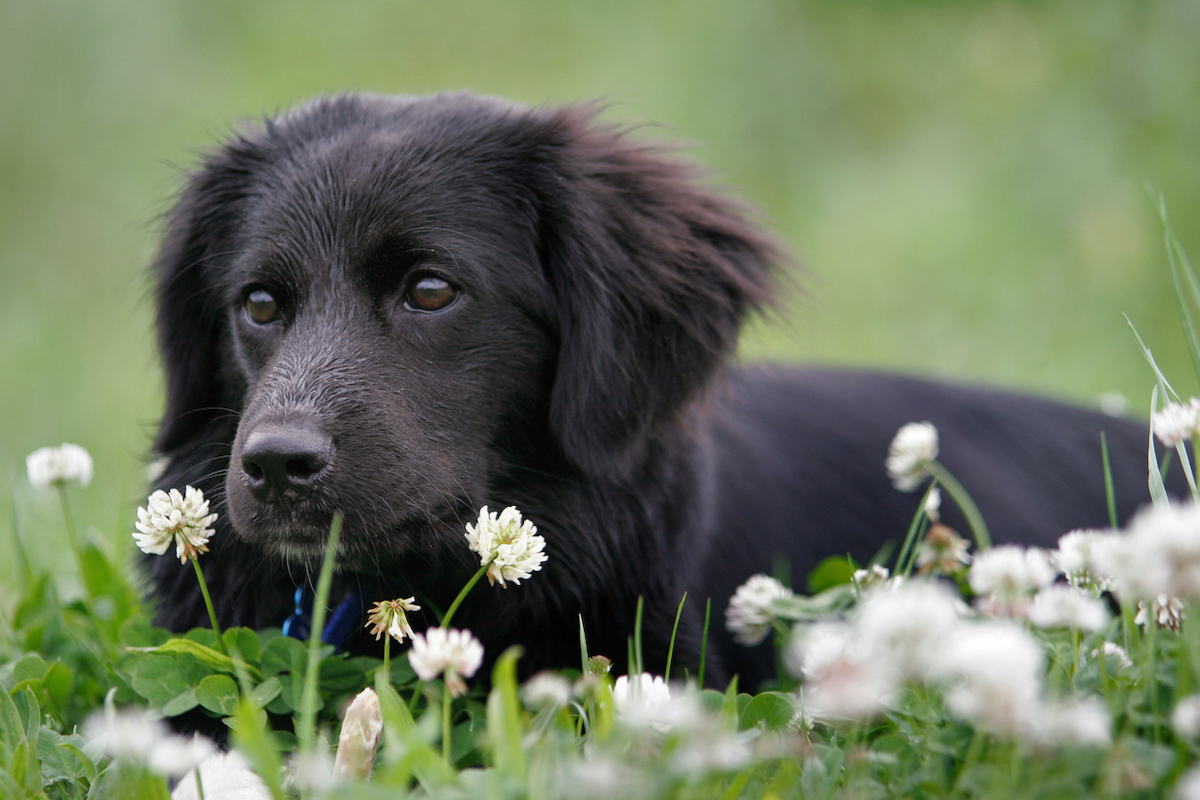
147;92;1162;690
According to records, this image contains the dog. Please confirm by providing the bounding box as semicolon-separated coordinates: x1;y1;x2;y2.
146;92;1169;691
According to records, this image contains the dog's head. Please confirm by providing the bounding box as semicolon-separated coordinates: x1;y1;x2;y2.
152;93;780;569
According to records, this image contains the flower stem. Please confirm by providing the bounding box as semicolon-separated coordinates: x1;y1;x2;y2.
190;558;226;656
896;480;938;577
440;562;489;629
383;635;391;681
1147;610;1160;745
442;682;453;764
56;486;93;603
927;462;991;551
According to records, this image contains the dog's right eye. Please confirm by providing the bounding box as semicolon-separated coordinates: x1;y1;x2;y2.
244;289;279;325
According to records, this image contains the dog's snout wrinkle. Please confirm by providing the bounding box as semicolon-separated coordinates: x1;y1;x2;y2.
240;424;334;502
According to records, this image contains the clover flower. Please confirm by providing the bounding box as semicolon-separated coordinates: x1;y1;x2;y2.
521;671;573;710
365;597;421;643
1030;697;1112;747
83;706;214;777
612;674;701;731
725;573;794;646
916;523;972;574
1102;502;1200;602
132;486;217;564
26;443;93;489
147;734;217;779
853;565;891;591
173;751;268;800
968;545;1055;618
1027;585;1110;632
1152;398;1200;447
1178;766;1200;800
1091;641;1133;670
856;579;966;682
612;673;671;714
587;655;613;676
1053;528;1117;594
1135;593;1185;632
286;749;336;793
788;621;896;722
935;621;1045;738
1174;695;1200;740
465;505;548;587
407;627;484;697
886;422;939;492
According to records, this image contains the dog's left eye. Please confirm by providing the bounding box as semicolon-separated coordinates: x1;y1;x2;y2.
404;275;458;312
244;289;279;325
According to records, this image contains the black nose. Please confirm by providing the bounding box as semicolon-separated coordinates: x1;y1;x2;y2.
239;425;334;502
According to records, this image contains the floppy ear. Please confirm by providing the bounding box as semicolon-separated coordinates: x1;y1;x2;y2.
152;137;261;454
536;108;785;478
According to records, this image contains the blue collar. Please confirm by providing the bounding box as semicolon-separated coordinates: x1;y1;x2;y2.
281;583;374;652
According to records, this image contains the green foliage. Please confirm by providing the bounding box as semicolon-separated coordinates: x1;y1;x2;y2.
2;487;1200;800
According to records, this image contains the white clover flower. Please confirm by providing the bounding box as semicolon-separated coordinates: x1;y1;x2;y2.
1099;392;1131;417
1135;593;1185;632
1178;766;1200;800
1104;503;1200;602
1027;585;1110;633
465;505;548;587
1173;695;1200;740
788;621;897;722
26;443;93;489
968;545;1056;618
725;573;794;646
365;597;421;643
147;733;216;778
1091;641;1133;670
83;706;169;762
407;627;484;697
83;706;215;777
132;486;217;564
1028;697;1111;747
670;722;752;774
1054;528;1117;593
521;671;573;710
856;579;966;682
916;523;973;574
611;673;671;715
886;422;939;492
287;748;337;793
334;688;383;781
853;565;890;591
787;703;816;734
935;621;1045;738
1153;399;1200;447
611;674;702;732
563;756;631;800
172;751;269;800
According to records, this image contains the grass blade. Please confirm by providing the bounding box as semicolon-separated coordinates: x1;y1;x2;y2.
1148;387;1170;509
298;512;343;754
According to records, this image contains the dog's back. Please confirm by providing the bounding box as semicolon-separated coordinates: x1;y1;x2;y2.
697;365;1168;686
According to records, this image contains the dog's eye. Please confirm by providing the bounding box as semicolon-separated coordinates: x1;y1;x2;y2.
404;275;458;312
244;289;279;325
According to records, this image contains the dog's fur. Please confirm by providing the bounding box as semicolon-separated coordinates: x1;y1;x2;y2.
148;92;1165;689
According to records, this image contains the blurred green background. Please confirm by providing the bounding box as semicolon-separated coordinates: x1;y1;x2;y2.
3;1;1199;593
